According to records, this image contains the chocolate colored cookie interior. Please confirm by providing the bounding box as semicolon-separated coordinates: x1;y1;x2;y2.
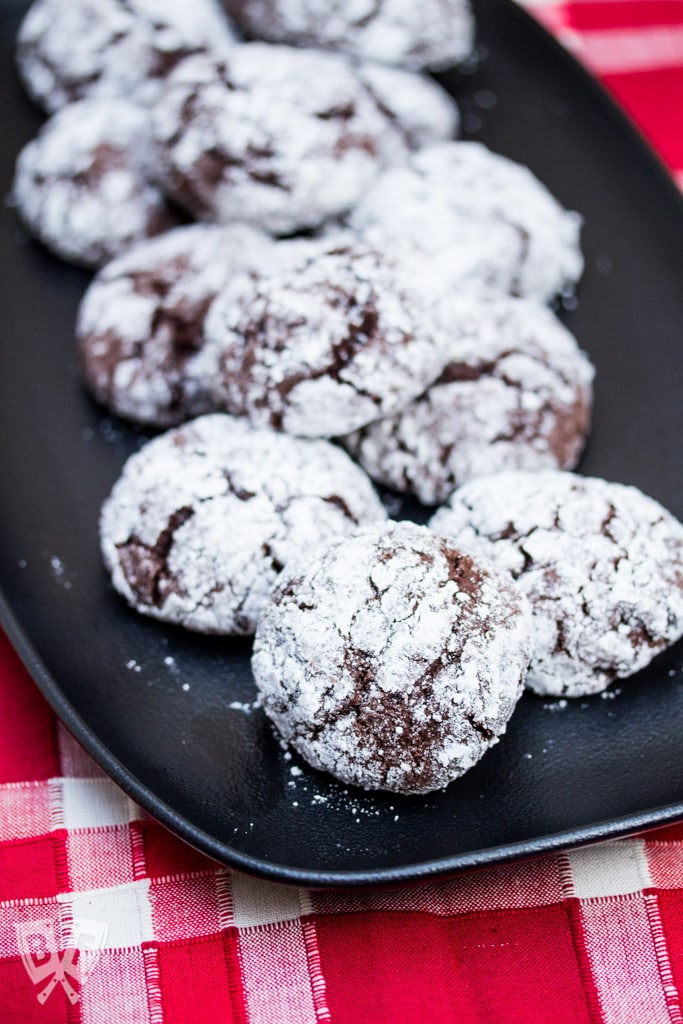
253;520;533;794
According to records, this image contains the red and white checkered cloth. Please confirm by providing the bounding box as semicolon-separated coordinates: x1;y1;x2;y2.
3;4;683;1021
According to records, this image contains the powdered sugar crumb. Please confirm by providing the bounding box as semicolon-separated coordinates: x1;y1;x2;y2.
543;700;568;712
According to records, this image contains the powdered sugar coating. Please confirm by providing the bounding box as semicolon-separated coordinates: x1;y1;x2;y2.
222;0;475;71
78;223;276;426
151;45;413;234
343;298;595;505
13;99;176;268
16;0;237;114
200;240;451;437
253;520;532;794
430;471;683;697
353;62;460;149
347;141;583;306
100;414;387;635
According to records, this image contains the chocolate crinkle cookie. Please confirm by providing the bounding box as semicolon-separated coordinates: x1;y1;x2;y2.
16;0;237;114
198;239;451;437
222;0;475;72
100;414;387;635
430;471;683;697
352;62;459;149
151;45;418;234
342;297;595;505
252;520;532;794
13;98;177;268
347;141;584;306
77;223;275;427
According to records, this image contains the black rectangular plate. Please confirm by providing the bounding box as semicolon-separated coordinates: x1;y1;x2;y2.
1;0;683;887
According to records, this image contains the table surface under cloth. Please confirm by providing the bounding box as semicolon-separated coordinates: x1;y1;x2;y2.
2;1;683;1022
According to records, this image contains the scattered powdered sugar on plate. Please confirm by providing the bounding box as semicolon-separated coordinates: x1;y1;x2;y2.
49;555;75;591
227;700;260;714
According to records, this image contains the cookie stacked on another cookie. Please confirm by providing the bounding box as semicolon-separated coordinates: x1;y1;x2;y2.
150;44;456;234
346;141;584;305
198;237;453;437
